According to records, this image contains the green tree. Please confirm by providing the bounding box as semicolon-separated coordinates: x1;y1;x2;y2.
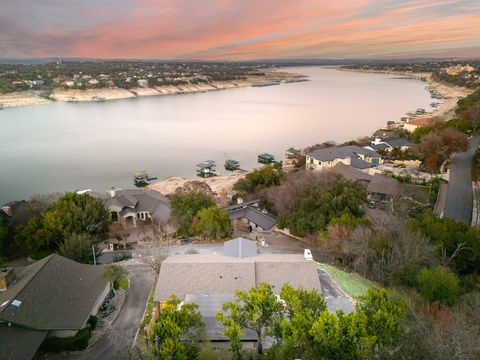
42;192;109;239
59;233;97;264
191;207;231;240
151;295;204;360
101;264;128;289
278;178;366;237
233;165;284;196
276;284;328;359
417;266;460;306
15;193;109;259
409;214;480;275
0;217;11;252
217;282;283;355
356;288;406;346
170;193;215;236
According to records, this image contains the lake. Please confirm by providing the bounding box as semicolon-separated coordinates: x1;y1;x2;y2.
0;67;434;203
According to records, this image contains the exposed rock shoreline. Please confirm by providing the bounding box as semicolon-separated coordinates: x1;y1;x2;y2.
0;69;307;109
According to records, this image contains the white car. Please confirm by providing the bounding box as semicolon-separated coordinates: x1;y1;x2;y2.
304;249;313;261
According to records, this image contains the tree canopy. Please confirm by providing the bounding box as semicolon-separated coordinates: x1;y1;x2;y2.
417;266;461;306
233;164;284;197
277;177;366;237
191;207;231;240
14;192;109;259
151;295;205;360
170;193;215;236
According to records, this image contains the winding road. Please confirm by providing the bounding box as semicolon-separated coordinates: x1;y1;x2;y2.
443;136;480;224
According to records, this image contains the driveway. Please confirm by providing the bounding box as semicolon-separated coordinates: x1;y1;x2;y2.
57;261;153;360
444;136;480;224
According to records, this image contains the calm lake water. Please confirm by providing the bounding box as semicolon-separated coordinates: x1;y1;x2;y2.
0;67;434;203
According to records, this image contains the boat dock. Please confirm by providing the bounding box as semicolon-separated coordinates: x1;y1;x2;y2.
196;160;217;178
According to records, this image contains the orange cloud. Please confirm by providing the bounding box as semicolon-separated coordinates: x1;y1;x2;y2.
1;0;479;59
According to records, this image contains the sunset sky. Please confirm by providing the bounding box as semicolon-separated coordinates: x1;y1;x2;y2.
1;0;479;60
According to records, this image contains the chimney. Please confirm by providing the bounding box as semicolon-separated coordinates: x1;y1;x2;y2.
0;268;16;291
109;187;116;198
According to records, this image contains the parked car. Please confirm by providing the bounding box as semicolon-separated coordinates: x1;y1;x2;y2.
304;249;313;261
368;200;376;209
181;238;193;245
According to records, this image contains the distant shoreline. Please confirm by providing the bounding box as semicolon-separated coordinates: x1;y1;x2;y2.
0;68;308;109
338;67;474;121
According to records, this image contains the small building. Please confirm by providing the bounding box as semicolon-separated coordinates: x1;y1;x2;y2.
88;79;99;86
367;174;402;202
0;254;110;360
224;200;276;231
307;145;381;171
403;118;437;132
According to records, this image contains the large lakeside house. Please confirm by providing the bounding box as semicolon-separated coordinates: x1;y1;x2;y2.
153;238;321;348
82;188;171;230
306;145;382;172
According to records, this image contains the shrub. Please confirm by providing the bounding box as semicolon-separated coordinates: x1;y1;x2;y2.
40;327;91;352
417;266;460;306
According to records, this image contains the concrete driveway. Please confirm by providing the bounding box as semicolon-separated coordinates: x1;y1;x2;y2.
444;136;480;224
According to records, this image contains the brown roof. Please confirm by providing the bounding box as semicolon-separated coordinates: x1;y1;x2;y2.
406;117;436;126
0;254;108;330
154;253;321;301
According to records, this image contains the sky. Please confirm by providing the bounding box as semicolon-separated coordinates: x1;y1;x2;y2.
0;0;479;60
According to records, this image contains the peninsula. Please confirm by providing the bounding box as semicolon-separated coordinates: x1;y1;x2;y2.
0;61;307;108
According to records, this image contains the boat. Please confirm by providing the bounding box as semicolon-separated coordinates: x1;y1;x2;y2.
386;120;396;126
285;147;301;159
67;97;78;103
416;108;426;115
196;160;217;178
225;159;240;171
252;80;281;87
133;171;157;187
258;153;275;164
92;96;106;102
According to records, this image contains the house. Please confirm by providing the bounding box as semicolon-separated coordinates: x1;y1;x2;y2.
0;254;110;360
88;79;99;86
224;200;276;231
365;137;413;152
403;118;436;132
367;174;402;202
102;189;171;228
154;238;321;346
137;79;149;87
306;145;381;171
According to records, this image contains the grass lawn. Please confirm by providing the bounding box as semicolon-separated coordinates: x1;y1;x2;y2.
317;262;379;299
115;277;129;291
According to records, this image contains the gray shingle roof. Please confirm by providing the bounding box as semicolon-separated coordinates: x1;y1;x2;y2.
154;253;321;302
0;254;108;330
308;145;381;162
223;238;257;258
103;189;171;225
331;163;373;183
0;324;47;360
227;207;277;230
367;174;401;197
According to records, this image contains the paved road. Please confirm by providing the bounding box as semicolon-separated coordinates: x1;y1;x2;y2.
64;262;153;360
444;136;480;224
